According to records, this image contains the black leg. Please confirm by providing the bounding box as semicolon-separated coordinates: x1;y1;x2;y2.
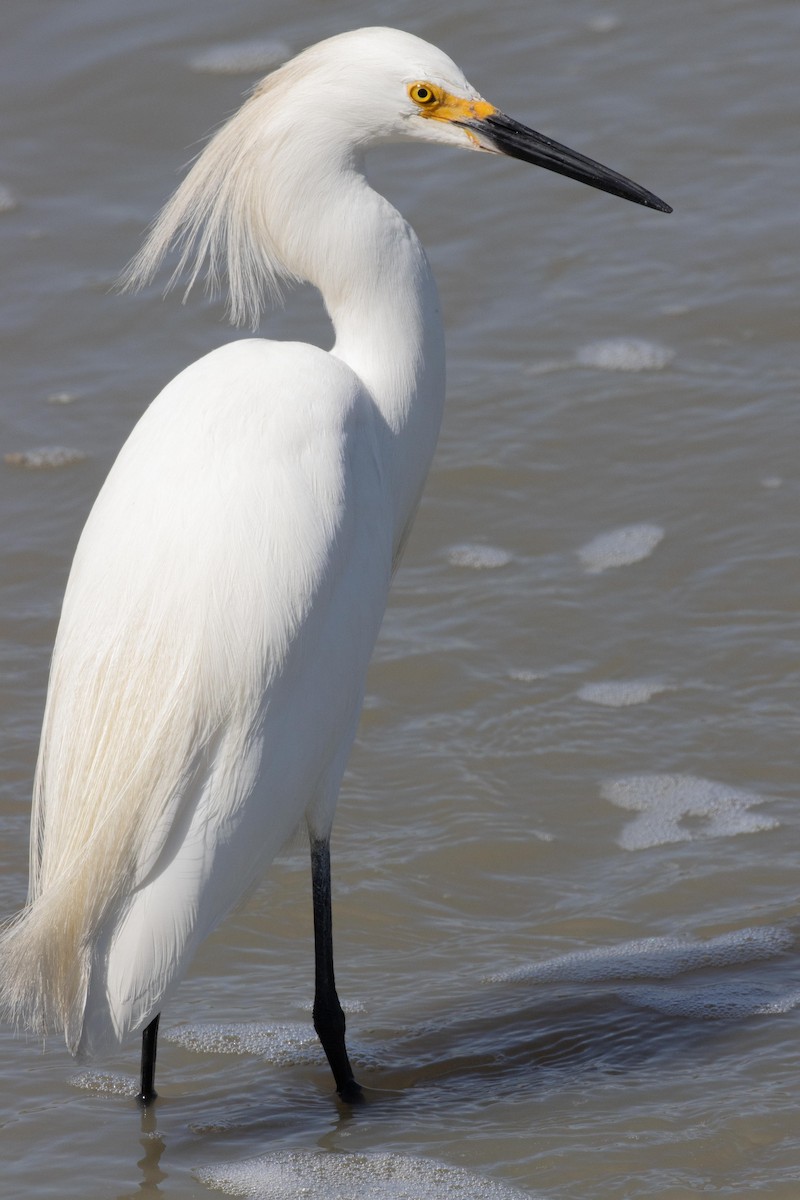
310;837;362;1103
137;1013;160;1106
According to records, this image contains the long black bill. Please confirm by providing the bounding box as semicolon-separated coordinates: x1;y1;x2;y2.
459;111;672;213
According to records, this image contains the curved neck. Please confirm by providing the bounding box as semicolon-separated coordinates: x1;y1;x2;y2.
283;169;446;554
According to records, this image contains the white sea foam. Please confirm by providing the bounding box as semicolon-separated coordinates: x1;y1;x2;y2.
189;39;291;75
578;523;664;572
618;980;800;1021
196;1151;536;1200
488;926;793;985
508;668;546;682
602;773;779;850
577;679;668;707
165;1020;377;1068
446;543;513;569
524;358;571;376
46;391;78;405
4;446;86;469
587;15;622;34
68;1070;139;1096
576;338;674;371
0;184;17;213
165;1021;320;1065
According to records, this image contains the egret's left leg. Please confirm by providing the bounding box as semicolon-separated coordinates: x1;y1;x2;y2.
310;837;362;1103
137;1012;160;1105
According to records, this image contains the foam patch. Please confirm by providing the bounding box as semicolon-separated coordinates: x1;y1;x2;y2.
165;1022;320;1065
68;1070;139;1097
189;40;291;75
578;523;664;572
4;446;86;469
602;773;779;850
523;358;570;376
576;338;674;371
0;184;17;213
508;668;546;682
446;543;513;570
587;15;622;33
489;926;793;985
617;980;800;1021
196;1150;535;1199
165;1021;377;1069
577;679;668;707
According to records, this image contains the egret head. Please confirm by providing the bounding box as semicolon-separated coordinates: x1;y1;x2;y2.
270;27;670;212
243;27;481;148
121;26;669;327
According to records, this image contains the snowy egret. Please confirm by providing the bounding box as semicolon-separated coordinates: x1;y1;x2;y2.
1;27;670;1107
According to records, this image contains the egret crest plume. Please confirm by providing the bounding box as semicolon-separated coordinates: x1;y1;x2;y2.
120;59;314;326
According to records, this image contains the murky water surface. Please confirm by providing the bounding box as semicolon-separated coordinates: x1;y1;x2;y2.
1;1;799;1196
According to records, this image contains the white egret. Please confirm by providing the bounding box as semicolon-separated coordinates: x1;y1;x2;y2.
0;27;670;1106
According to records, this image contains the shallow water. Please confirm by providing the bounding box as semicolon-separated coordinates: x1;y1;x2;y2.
1;0;799;1196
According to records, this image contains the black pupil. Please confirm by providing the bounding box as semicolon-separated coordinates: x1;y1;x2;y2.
418;88;429;99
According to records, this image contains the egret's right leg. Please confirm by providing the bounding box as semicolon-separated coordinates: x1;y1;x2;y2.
310;837;363;1103
137;1012;160;1106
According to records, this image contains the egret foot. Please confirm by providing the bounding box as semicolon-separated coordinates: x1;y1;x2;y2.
337;1078;365;1105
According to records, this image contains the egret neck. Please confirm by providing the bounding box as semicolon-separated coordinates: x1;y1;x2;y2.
284;162;446;565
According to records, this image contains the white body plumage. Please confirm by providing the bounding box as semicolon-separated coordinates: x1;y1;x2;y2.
42;337;407;1054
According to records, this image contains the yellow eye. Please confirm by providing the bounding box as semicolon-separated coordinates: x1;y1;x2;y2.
409;82;438;107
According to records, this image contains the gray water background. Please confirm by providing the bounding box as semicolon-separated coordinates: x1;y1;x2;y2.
1;0;799;1196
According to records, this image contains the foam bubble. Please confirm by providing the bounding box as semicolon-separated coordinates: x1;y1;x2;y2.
576;338;674;371
165;1020;377;1069
587;15;621;33
196;1150;535;1200
68;1070;139;1096
165;1021;320;1065
618;980;800;1021
524;358;570;377
190;39;291;75
0;184;17;213
4;446;86;469
446;543;513;570
578;523;664;572
508;668;546;683
489;926;793;985
577;679;668;707
602;773;778;850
